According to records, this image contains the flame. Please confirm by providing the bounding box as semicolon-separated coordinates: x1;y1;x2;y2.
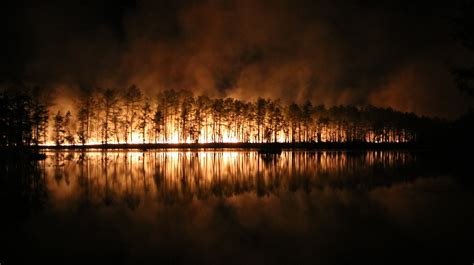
43;105;412;146
44;129;245;146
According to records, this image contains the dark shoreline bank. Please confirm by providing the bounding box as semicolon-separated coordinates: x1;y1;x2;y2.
0;141;457;161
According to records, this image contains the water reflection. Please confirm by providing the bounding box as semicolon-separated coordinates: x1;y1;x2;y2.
2;150;473;265
0;157;49;219
42;150;421;208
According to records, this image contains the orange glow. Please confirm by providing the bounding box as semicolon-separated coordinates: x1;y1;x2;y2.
43;150;416;204
40;89;415;146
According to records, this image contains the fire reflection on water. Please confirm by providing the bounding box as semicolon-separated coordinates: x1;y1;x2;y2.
41;150;417;208
3;149;472;265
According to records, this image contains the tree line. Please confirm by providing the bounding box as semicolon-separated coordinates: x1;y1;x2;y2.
1;85;442;146
0;88;49;147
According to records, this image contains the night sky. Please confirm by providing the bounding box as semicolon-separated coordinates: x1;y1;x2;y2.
1;0;472;118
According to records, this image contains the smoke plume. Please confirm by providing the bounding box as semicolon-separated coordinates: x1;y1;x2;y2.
1;0;472;118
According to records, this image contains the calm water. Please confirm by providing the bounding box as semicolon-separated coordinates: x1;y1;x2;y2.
1;150;473;264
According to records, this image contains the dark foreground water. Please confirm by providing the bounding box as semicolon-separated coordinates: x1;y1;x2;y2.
1;150;473;264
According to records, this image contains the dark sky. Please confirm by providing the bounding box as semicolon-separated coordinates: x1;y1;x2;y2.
1;0;472;118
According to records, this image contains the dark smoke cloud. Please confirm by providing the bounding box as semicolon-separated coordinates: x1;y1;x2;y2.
1;0;472;118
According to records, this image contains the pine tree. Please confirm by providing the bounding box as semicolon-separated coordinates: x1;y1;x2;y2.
53;111;66;146
64;111;75;145
137;99;152;143
31;101;49;145
123;85;142;143
102;88;118;144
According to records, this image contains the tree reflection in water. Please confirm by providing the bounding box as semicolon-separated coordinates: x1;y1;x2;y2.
43;150;421;208
2;150;473;265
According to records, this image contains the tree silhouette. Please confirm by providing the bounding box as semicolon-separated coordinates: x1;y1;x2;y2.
123;85;142;143
53;111;65;146
178;90;194;142
255;98;268;142
101;88;118;144
76;87;95;145
1;86;442;146
64;111;75;145
31;99;49;146
137;99;152;143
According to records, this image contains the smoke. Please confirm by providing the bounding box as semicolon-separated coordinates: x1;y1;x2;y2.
2;0;472;118
369;61;467;118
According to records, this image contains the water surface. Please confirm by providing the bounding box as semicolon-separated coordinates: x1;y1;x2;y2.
1;150;472;264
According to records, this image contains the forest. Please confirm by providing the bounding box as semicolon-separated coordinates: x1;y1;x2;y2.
0;85;445;147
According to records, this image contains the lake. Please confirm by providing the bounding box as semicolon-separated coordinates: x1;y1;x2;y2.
1;150;473;264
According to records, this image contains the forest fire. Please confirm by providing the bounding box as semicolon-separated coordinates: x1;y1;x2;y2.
1;85;419;147
3;1;474;264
